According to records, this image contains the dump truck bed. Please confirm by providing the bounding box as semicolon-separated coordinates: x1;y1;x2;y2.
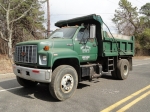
101;31;134;57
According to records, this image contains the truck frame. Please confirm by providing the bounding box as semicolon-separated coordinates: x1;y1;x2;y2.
13;14;134;101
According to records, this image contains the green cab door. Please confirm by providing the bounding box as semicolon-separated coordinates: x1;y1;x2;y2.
74;27;98;62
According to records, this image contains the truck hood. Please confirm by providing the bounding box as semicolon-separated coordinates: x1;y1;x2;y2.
16;39;73;50
16;39;51;45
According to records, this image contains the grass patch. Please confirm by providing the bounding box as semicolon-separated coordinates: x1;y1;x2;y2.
0;55;13;74
133;56;150;59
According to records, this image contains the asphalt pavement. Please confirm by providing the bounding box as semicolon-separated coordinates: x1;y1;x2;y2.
0;58;150;112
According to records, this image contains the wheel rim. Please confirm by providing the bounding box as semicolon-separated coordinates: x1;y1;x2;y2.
61;74;74;93
123;65;128;76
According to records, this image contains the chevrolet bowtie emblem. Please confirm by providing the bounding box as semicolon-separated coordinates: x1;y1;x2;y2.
21;52;26;57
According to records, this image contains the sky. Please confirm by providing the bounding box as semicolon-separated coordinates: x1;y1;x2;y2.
43;0;150;33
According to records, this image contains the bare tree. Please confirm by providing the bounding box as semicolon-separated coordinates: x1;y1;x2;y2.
0;0;33;58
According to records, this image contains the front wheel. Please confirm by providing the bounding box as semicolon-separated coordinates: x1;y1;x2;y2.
49;65;78;101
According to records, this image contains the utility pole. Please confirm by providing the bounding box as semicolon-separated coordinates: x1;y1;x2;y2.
47;0;50;37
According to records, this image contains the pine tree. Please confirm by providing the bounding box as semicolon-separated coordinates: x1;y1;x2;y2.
139;3;150;49
140;3;150;28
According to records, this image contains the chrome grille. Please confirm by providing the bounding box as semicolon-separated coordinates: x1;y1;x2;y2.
15;45;37;63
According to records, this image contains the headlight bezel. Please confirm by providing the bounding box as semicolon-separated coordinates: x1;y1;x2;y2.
39;54;47;65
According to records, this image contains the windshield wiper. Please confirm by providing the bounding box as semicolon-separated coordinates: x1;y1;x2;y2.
51;37;61;39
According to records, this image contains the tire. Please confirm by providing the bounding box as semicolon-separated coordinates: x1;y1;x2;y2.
117;59;129;80
50;65;78;101
111;70;118;79
17;76;37;87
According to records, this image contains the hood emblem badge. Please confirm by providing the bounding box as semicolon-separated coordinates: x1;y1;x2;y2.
21;52;26;57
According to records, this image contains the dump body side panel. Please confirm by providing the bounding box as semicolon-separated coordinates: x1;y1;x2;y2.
100;31;134;57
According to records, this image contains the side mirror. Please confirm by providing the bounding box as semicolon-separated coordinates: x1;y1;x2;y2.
90;25;96;38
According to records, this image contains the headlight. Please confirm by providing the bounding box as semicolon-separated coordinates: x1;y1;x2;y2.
42;55;47;61
39;55;47;65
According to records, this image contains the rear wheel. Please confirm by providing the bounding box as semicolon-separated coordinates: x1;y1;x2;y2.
17;76;37;87
50;65;78;101
111;70;118;79
117;59;129;80
111;59;129;80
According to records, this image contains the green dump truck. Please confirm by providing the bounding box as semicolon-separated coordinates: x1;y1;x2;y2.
13;14;134;101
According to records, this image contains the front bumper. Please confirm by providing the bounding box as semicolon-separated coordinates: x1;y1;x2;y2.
13;64;52;83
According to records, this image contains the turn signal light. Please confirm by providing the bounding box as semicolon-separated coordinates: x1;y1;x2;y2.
44;46;50;51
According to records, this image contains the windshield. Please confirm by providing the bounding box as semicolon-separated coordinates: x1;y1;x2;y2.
49;27;77;39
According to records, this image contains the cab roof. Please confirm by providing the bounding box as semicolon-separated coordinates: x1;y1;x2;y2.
55;14;103;27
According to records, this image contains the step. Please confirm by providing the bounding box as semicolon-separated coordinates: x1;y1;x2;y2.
108;59;113;61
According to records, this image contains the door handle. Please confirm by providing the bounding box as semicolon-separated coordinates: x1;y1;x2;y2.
93;44;97;47
67;44;73;46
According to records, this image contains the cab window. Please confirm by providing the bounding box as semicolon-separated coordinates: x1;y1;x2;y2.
77;28;89;41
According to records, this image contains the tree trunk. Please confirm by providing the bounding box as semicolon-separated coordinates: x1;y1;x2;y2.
7;28;13;58
8;38;12;58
